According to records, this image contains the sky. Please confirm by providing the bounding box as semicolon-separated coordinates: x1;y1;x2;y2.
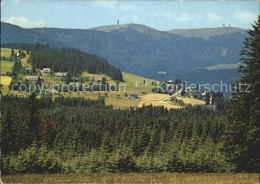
1;0;259;31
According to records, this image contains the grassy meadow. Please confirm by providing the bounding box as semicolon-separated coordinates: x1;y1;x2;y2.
1;48;30;95
1;60;14;74
176;96;205;105
137;93;182;109
1;173;259;184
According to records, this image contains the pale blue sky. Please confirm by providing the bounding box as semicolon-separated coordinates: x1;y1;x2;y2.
1;0;259;30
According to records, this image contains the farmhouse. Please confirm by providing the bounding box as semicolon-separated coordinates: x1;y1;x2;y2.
46;88;59;95
93;77;102;82
69;82;78;85
129;92;138;99
165;80;175;85
93;77;102;85
24;66;31;71
26;76;38;83
54;72;67;78
43;68;51;75
202;92;207;97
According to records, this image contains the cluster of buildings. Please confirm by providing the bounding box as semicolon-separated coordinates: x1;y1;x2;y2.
42;68;67;78
26;68;68;83
25;68;68;95
24;67;142;98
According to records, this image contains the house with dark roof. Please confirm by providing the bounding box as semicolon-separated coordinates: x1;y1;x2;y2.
26;76;44;85
128;92;138;99
93;77;102;85
26;76;38;83
46;88;59;95
164;80;175;85
43;68;51;75
93;77;102;82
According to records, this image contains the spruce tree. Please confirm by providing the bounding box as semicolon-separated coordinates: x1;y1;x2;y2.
11;48;14;58
224;15;260;172
65;72;72;84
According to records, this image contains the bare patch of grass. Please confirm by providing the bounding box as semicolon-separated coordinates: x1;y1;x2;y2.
2;173;259;184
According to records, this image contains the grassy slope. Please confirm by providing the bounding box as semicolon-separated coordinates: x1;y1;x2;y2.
1;48;14;94
1;48;205;109
1;60;14;74
2;173;259;184
1;48;31;95
64;72;158;108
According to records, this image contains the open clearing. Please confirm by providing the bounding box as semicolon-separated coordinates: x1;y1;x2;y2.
137;93;182;109
1;60;14;74
1;76;12;85
1;173;259;184
176;96;205;105
136;93;205;109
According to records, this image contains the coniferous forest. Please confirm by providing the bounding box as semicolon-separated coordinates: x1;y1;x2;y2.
30;46;123;81
0;94;233;173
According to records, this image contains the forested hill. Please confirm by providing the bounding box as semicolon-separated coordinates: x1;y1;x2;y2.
1;22;247;84
4;43;123;81
31;46;123;81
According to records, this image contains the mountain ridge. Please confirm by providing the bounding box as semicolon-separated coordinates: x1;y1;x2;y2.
1;22;247;84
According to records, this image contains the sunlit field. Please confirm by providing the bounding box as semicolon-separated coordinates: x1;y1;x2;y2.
137;93;182;109
1;173;259;184
176;96;205;105
1;60;14;74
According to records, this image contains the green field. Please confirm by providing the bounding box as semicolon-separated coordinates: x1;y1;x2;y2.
1;60;14;74
1;173;259;184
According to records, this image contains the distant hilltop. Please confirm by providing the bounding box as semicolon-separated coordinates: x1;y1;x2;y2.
90;23;246;39
167;26;246;40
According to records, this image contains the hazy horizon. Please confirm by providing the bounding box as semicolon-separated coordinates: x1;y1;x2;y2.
1;0;259;31
2;21;248;31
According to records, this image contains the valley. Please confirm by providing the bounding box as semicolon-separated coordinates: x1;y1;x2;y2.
0;47;205;109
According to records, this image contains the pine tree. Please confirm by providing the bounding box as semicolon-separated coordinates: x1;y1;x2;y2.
11;48;14;58
40;114;53;147
223;15;260;172
65;72;72;84
28;93;40;143
205;92;210;105
37;76;42;87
